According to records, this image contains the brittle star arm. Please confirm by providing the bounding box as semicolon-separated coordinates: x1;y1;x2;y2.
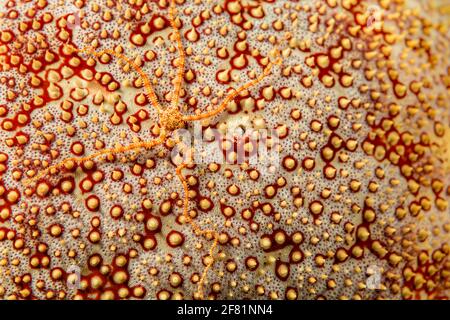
168;0;185;110
182;60;276;122
176;163;219;299
68;45;162;114
24;136;165;185
197;234;219;299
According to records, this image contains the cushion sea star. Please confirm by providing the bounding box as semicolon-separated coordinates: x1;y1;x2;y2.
0;0;448;300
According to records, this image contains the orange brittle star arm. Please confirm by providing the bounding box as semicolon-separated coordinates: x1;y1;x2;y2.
168;0;185;110
176;163;219;299
24;136;165;185
182;59;279;122
67;44;162;114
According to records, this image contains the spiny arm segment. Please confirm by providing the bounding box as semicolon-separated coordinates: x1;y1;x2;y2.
176;164;219;300
182;58;280;122
168;0;185;110
23;136;164;186
197;233;219;299
67;44;162;113
173;54;282;299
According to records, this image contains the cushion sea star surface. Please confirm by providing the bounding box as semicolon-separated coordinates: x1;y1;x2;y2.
0;0;448;300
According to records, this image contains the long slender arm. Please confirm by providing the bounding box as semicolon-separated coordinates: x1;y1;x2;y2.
176;164;218;299
182;60;276;122
24;136;164;185
168;0;185;109
68;45;162;113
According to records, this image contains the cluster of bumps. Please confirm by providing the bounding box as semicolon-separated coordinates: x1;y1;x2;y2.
0;0;449;300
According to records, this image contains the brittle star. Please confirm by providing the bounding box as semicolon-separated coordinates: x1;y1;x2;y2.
23;0;280;300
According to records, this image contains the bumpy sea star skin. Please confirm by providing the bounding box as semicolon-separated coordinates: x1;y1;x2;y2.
0;0;449;300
